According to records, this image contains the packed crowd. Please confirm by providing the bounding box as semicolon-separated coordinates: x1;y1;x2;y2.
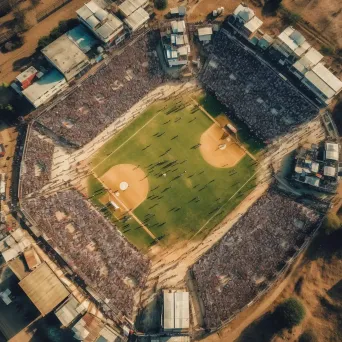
36;31;164;147
22;190;150;319
191;190;320;328
21;129;55;197
200;30;318;142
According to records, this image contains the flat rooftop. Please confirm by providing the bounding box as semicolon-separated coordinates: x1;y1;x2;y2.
42;34;90;81
19;262;69;316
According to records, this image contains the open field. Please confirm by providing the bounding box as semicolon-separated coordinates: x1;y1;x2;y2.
87;96;257;251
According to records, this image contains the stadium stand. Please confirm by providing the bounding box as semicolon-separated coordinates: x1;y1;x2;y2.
200;30;318;141
36;31;164;147
20;127;55;197
191;190;320;328
22;190;150;319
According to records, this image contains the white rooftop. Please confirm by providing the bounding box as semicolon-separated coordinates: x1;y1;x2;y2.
42;34;89;81
304;63;342;100
119;0;147;17
16;66;37;83
55;296;80;327
278;26;311;57
198;27;213;36
324;166;336;177
293;47;323;74
163;291;189;331
234;4;255;22
77;1;123;43
22;70;67;108
124;7;149;31
304;176;320;187
171;20;186;34
244;16;263;33
325;142;339;161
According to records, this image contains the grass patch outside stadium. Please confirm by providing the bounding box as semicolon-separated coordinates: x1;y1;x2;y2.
87;96;259;252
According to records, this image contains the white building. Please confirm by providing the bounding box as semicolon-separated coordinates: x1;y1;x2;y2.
42;34;90;81
119;0;148;17
231;4;263;38
198;27;213;43
161;20;191;67
163;290;189;332
272;26;311;63
77;1;124;45
124;7;149;32
22;70;68;108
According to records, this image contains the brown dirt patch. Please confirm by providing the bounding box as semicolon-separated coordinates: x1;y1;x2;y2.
215;114;229;127
199;124;245;168
100;164;149;215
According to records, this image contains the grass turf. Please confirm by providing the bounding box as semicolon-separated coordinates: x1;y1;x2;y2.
88;97;258;251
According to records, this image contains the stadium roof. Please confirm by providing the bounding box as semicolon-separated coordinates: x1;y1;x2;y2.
124;7;149;31
22;69;68;108
19;263;69;316
163;291;189;331
42;34;90;81
278;26;311;57
67;25;98;53
77;1;123;43
119;0;147;17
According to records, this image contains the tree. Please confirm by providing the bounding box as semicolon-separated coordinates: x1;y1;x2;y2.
299;330;317;342
273;298;305;329
37;35;52;49
154;0;167;10
323;212;341;235
13;8;27;32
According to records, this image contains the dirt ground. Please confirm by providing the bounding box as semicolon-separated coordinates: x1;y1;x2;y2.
200;124;245;168
0;0;89;83
99;164;149;214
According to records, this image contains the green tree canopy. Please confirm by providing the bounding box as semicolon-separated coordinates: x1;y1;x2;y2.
154;0;167;10
273;298;306;329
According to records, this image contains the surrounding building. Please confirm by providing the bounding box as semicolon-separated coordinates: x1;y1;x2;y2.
42;34;90;81
55;295;85;327
19;262;69;316
163;290;190;333
15;66;40;90
66;24;99;53
22;69;68;108
118;0;148;18
124;7;150;32
152;337;190;342
272;26;311;64
228;4;263;38
170;6;186;17
292;142;340;193
295;61;342;104
77;1;125;46
161;20;191;67
198;27;213;43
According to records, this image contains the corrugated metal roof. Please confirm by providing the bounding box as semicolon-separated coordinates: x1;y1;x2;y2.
244;16;263;33
19;262;69;316
174;292;190;329
163;292;175;330
67;25;98;53
304;70;336;99
119;0;147;17
312;63;342;93
16;66;38;83
124;7;149;31
234;4;254;22
277;26;310;57
55;295;80;327
163;291;189;330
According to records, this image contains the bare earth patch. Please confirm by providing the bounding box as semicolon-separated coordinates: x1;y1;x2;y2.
200;124;245;168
